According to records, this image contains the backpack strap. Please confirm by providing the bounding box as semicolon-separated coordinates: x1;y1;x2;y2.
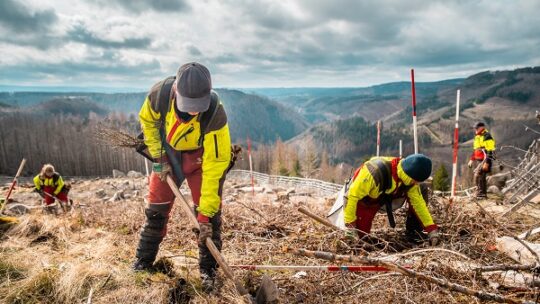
366;159;392;193
366;159;396;228
156;76;176;129
197;92;220;146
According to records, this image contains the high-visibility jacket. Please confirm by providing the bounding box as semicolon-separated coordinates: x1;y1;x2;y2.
33;173;65;195
139;85;231;219
343;157;437;232
471;128;495;161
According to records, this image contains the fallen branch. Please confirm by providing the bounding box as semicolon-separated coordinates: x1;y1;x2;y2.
284;247;530;304
475;264;539;273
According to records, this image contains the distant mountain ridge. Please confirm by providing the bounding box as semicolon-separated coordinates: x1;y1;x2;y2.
0;89;308;144
287;66;540;168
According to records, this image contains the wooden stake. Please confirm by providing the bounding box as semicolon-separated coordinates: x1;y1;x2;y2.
2;158;27;213
165;175;251;298
298;207;343;231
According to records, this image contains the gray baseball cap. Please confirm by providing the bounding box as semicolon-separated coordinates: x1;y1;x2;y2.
175;62;212;113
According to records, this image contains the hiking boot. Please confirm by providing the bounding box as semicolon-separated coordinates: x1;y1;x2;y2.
201;274;218;293
132;258;154;271
405;231;426;244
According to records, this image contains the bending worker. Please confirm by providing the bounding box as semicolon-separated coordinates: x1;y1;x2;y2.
134;62;231;292
33;164;69;214
343;154;440;245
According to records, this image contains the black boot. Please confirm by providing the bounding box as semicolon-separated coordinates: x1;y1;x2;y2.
133;202;172;271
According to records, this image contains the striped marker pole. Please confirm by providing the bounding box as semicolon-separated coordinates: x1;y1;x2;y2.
247;137;255;196
376;120;381;156
411;69;418;154
399;140;403;158
451;90;461;197
231;265;391;272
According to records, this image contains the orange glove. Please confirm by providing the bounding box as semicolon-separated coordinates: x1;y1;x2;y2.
482;162;489;172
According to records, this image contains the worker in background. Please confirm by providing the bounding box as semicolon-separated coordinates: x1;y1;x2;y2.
33;164;70;214
467;122;496;199
344;154;440;245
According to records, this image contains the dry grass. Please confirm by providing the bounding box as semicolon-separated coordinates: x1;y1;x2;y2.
1;177;539;303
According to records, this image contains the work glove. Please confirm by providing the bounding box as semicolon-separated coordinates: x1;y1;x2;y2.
152;162;172;181
428;229;441;246
482;162;490;172
467;160;474;168
344;223;359;242
34;188;45;198
198;222;213;245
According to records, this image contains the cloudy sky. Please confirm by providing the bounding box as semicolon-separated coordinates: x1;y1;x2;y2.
1;0;539;90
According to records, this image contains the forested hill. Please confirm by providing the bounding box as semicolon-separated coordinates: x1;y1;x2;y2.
287;66;540;168
0;90;309;175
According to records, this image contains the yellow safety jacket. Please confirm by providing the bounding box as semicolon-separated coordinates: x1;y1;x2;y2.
344;157;436;231
471;128;495;161
139;82;231;219
33;173;65;195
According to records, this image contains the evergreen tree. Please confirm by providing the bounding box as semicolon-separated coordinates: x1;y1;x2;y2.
433;164;450;192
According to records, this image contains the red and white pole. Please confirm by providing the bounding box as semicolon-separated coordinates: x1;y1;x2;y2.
247;137;254;196
376;120;381;157
451;90;461;197
231;264;391;272
411;69;418;154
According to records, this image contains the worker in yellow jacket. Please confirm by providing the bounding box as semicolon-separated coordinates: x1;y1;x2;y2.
33;164;69;214
467;122;496;198
134;62;231;291
344;154;440;245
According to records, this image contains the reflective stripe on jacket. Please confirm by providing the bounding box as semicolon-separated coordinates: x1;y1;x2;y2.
33;173;64;195
139;89;231;219
344;157;436;231
471;129;495;161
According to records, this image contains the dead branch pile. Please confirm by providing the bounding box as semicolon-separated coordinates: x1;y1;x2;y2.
1;175;539;303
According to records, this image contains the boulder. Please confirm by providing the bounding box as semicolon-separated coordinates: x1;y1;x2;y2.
127;171;144;178
487;172;510;189
95;189;106;198
112;169;126;178
6;204;30;215
488;185;502;195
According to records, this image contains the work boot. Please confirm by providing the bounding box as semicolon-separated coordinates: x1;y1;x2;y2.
405;230;426;244
132;258;154;271
201;274;215;293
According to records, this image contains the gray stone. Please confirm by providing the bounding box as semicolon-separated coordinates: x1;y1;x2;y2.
127;171;144;178
95;189;106;198
487;172;510;189
112;169;126;178
488;185;502;195
6;204;30;215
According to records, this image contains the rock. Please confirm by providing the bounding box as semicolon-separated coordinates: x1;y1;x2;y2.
488;185;502;195
127;171;144;178
487;172;510;189
6;204;30;215
109;190;125;202
95;189;106;198
112;169;126;178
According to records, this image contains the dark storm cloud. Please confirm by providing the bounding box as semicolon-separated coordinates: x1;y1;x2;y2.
0;58;162;84
67;24;154;49
0;0;58;32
